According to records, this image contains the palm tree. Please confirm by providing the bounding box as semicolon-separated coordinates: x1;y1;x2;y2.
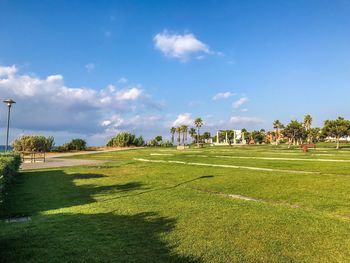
176;127;182;146
304;114;312;130
170;127;176;144
194;117;203;147
304;114;313;143
273;120;283;145
181;125;188;145
189;128;196;143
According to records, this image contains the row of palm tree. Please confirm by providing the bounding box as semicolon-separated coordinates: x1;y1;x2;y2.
170;117;203;146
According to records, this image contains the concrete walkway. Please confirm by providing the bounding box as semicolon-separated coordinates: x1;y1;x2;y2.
20;147;142;170
21;158;107;170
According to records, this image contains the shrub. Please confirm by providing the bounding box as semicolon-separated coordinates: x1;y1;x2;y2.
147;139;157;147
133;136;145;147
55;138;87;152
161;140;173;147
107;132;144;147
0;152;21;210
67;139;87;151
12;135;55;152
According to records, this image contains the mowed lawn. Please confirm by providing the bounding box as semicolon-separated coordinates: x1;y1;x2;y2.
1;145;350;262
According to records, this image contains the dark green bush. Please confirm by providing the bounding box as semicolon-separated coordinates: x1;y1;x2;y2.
0;152;21;209
12;135;55;152
55;138;87;152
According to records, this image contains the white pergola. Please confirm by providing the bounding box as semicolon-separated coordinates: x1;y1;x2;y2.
213;130;246;145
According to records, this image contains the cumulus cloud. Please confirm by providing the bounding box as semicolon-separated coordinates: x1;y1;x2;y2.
172;113;194;127
212;92;235;100
0;65;160;143
154;31;209;61
233;97;249;109
0;65;17;76
230;116;263;126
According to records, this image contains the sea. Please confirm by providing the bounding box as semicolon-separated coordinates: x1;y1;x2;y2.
0;145;13;152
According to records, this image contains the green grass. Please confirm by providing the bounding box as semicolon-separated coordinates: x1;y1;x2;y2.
1;145;350;262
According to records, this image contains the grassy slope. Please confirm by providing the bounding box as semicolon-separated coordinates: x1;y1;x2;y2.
1;145;350;262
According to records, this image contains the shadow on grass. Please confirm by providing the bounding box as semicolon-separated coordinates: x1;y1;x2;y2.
0;170;214;262
101;175;214;202
0;170;145;218
0;212;201;263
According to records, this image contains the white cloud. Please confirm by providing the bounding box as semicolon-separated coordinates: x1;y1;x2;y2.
0;65;160;144
116;87;142;101
172;113;194;127
154;31;209;61
118;77;128;84
241;108;248;112
212;92;235;100
0;65;17;76
233;97;249;108
85;63;95;72
230;116;263;126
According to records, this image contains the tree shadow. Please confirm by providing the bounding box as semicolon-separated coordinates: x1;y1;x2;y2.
101;175;214;202
0;170;145;218
0;212;201;262
0;171;215;262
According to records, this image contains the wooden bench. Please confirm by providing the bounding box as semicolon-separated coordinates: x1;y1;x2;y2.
21;152;46;163
300;144;316;152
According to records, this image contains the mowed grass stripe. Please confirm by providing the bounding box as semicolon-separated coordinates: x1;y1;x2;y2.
134;158;318;174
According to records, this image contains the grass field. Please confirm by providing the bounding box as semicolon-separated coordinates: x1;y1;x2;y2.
1;145;350;262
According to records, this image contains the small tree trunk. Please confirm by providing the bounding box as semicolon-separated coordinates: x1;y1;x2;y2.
336;137;340;149
197;127;200;147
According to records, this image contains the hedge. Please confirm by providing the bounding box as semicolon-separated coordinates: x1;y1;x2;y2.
0;152;22;209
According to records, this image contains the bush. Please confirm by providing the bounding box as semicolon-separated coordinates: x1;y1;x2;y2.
147;139;157;147
12;135;55;152
55;138;87;152
160;140;173;147
133;136;145;147
107;132;144;147
0;152;21;210
67;139;87;151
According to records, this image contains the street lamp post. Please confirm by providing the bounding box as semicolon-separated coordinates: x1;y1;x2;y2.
3;99;16;152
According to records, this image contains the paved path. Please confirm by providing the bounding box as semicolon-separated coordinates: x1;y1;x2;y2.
21;158;107;170
20;147;142;170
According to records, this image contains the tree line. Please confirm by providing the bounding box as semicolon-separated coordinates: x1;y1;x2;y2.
169;115;350;149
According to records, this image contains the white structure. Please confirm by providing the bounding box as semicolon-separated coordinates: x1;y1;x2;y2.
212;129;246;146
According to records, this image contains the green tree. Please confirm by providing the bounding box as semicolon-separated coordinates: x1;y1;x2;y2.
322;117;350;149
282;120;306;149
194;118;203;147
155;136;163;145
304;114;313;142
68;139;87;151
106;132;141;147
181;125;188;145
251;130;266;144
189;128;197;143
176;127;182;146
170;127;176;144
304;114;312;130
202;132;211;143
134;136;145;146
307;127;321;143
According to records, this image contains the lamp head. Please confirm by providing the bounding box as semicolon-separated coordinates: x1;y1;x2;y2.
3;99;16;107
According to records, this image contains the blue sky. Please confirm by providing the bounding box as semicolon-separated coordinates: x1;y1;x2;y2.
0;0;349;145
